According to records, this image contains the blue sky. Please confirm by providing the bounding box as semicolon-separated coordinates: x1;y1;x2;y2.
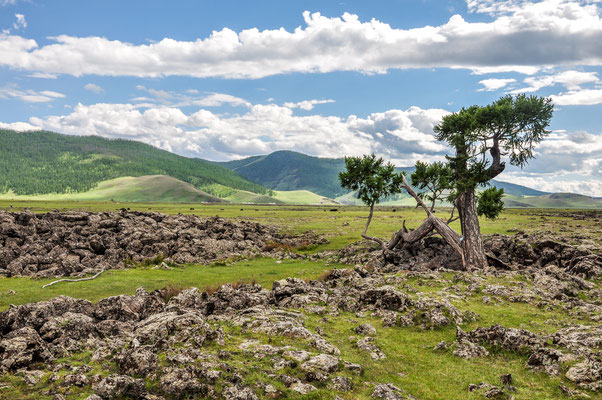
1;0;601;196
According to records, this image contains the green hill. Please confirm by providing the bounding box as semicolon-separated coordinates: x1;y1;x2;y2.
224;190;285;204
0;129;269;196
219;151;349;198
272;190;339;205
0;175;225;203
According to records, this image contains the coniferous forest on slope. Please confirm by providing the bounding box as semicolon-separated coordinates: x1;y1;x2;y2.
0;129;270;196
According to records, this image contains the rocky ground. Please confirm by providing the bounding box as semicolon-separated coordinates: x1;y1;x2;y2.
0;210;324;278
0;211;600;399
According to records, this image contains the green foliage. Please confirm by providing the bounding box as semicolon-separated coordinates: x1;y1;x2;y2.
200;183;239;198
434;95;554;192
477;187;505;219
0;129;270;195
338;154;404;206
410;161;454;208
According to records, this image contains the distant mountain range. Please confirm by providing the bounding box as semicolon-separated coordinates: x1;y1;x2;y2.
218;150;550;198
0;129;599;208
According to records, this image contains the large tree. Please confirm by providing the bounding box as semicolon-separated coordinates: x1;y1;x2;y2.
339;95;553;270
434;94;553;269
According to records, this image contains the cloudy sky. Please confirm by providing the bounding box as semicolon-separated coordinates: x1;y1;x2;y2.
0;0;601;196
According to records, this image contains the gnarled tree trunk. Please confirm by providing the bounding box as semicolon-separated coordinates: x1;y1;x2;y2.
456;191;488;270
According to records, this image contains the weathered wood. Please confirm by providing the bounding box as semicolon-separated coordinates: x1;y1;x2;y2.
42;270;104;288
457;191;488;270
362;200;385;247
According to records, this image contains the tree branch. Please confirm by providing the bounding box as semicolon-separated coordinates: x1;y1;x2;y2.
42;270;105;288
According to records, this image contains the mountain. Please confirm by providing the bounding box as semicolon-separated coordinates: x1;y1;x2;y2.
219;150;548;199
219;151;351;198
0;129;269;196
484;180;548;197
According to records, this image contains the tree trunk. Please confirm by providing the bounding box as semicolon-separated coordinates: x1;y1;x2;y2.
456;191;488;270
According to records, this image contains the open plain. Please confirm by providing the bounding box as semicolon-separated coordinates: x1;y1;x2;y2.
0;201;600;400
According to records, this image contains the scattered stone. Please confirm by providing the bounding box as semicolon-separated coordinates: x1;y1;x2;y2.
372;383;406;399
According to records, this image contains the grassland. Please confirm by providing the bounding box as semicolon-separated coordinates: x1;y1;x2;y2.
0;201;600;399
1;200;600;251
0;258;344;311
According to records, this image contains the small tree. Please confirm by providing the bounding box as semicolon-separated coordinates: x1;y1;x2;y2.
338;154;403;246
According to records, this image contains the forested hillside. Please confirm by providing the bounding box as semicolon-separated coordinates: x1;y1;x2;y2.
0;129;269;195
219;151;350;198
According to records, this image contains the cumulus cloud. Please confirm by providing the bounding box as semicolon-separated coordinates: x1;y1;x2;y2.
0;86;65;103
504;129;602;191
283;99;335;110
0;121;38;131
478;78;516;91
1;2;602;78
499;174;602;196
12;101;448;165
84;83;104;93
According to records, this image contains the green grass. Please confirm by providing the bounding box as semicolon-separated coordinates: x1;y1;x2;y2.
273;190;338;205
0;258;343;310
0;201;599;399
224;189;285;204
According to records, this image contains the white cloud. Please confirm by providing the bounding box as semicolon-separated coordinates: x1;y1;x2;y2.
39;90;65;98
12;14;26;31
2;3;602;78
551;88;602;104
192;93;251;107
0;86;66;103
134;86;250;108
28;72;58;79
0;121;38;131
84;83;104;93
478;78;516;91
499;174;602;196
283;99;335;110
0;0;17;6
509;70;599;94
15;101;448;165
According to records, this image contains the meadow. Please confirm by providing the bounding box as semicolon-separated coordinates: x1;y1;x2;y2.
0;200;600;400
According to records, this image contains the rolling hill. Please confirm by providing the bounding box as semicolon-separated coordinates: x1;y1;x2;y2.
504;193;602;208
0;175;226;203
0;129;269;196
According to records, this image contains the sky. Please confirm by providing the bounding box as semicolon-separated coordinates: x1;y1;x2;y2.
0;0;601;196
